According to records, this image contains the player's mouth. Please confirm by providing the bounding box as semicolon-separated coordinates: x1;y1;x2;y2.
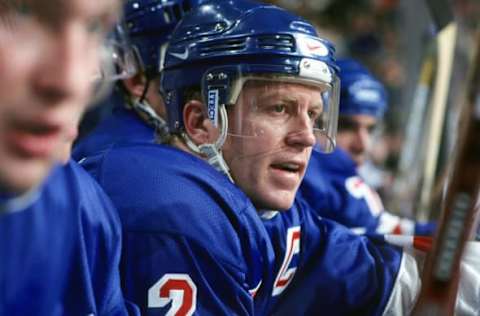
6;121;63;159
269;160;305;187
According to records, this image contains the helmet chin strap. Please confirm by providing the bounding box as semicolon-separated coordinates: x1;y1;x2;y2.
183;104;234;182
130;97;170;142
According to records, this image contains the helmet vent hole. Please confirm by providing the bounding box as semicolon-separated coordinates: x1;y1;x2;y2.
257;35;295;52
199;38;247;55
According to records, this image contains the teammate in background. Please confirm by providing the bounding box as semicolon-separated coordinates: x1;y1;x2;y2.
73;0;202;162
0;1;138;314
80;1;478;315
300;58;436;235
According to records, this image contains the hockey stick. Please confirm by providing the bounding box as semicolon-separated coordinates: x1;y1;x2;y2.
389;0;455;220
415;0;457;221
412;28;480;316
390;38;436;218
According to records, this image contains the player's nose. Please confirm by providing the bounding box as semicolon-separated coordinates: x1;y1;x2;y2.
33;25;94;105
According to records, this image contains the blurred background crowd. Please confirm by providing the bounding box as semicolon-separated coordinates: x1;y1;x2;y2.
262;0;480;221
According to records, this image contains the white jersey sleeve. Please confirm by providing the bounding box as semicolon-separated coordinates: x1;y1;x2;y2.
383;241;480;315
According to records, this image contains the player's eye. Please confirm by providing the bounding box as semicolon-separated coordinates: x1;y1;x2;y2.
367;125;377;134
308;109;321;121
0;1;33;30
16;2;31;16
0;1;31;18
273;104;286;113
338;118;356;132
85;17;110;36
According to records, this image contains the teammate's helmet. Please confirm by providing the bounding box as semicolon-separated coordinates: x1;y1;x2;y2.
337;58;388;118
123;0;203;77
161;0;340;152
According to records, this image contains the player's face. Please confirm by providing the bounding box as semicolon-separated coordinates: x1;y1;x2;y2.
336;114;378;166
0;0;119;193
222;81;320;210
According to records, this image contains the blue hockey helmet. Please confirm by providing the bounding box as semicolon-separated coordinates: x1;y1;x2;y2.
123;0;204;77
161;0;340;152
337;58;388;118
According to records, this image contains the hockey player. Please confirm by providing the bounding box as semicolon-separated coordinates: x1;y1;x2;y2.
80;1;479;315
73;0;202;162
300;58;436;235
0;1;138;314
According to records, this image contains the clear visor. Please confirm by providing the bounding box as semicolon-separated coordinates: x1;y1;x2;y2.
90;31;139;103
93;35;138;82
203;71;339;153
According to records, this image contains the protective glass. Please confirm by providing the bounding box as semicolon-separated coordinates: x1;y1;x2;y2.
91;25;138;103
94;25;138;82
201;61;339;153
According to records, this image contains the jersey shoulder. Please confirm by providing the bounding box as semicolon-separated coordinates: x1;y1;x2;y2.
300;148;357;210
0;162;129;316
57;160;121;232
311;147;357;177
73;106;155;162
82;143;268;264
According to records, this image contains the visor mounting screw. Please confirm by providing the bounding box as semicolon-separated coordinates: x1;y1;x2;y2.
166;92;172;103
218;73;227;80
206;73;214;81
214;23;224;31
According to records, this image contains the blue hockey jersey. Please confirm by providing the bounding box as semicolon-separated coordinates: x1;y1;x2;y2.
79;143;426;315
261;199;407;315
80;143;275;315
73;104;155;162
0;161;138;316
300;148;435;235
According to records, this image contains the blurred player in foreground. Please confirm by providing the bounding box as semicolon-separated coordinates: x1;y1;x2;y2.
0;1;138;314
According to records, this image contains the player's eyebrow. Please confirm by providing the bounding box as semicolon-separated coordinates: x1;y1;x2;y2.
25;0;120;30
279;94;324;111
310;102;323;113
86;1;122;35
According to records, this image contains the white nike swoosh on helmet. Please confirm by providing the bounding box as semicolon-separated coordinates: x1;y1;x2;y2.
169;49;189;60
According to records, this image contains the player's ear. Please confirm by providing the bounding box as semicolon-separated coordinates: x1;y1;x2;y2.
122;73;148;98
183;100;219;145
